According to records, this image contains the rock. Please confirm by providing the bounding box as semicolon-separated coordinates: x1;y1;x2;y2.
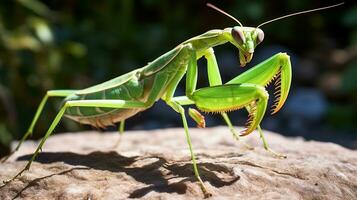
0;127;356;200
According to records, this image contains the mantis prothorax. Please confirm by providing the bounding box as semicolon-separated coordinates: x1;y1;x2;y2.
1;2;344;197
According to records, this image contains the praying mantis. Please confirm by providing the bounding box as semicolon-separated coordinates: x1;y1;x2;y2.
1;2;344;198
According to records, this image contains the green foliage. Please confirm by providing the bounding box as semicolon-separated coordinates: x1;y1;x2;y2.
341;62;357;95
328;104;357;130
0;123;11;157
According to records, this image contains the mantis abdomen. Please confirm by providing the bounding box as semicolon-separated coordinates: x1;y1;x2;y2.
63;45;189;128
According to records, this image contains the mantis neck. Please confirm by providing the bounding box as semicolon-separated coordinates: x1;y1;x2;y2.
183;28;235;58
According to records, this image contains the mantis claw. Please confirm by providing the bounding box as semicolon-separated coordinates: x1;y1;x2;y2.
238;140;254;150
2;160;32;187
0;154;12;163
111;121;125;149
111;138;122;149
229;128;254;150
1;131;33;163
257;125;287;158
266;148;287;159
3;172;22;186
197;176;212;198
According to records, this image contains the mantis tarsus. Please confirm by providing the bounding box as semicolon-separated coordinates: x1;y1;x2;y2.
1;2;344;197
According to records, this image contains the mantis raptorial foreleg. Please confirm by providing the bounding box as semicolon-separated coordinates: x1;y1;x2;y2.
227;53;291;114
184;48;253;148
227;52;292;157
3;99;148;184
173;52;292;157
191;83;269;132
202;48;253;149
0;90;76;163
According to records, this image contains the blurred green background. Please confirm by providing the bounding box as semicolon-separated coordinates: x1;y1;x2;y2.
0;0;356;157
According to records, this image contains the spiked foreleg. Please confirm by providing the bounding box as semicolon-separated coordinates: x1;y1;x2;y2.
187;48;248;142
227;53;291;157
228;52;292;114
191;84;269;136
203;48;254;146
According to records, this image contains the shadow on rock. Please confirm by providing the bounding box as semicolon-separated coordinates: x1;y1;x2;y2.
18;151;138;172
11;167;90;200
18;151;239;198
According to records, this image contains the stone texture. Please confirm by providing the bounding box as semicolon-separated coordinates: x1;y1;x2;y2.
0;126;356;200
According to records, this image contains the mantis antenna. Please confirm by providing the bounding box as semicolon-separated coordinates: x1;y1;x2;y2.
257;2;345;28
206;3;243;27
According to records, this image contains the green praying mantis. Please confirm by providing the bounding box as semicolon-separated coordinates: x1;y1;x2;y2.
1;2;344;198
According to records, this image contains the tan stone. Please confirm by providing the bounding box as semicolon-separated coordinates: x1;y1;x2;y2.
0;127;356;199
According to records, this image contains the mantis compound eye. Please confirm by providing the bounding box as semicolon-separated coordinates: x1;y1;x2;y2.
232;27;246;45
255;29;264;45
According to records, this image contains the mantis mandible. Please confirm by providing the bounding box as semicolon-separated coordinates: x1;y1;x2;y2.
1;2;343;197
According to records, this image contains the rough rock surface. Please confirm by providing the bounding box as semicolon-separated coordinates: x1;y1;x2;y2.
0;127;356;200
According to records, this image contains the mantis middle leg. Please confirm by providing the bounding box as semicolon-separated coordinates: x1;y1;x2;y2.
162;44;213;197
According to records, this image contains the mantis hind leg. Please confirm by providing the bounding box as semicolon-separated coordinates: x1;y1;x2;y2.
0;90;76;163
2;99;147;185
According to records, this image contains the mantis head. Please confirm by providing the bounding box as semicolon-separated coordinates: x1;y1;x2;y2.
206;3;264;67
207;2;344;67
231;26;264;67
